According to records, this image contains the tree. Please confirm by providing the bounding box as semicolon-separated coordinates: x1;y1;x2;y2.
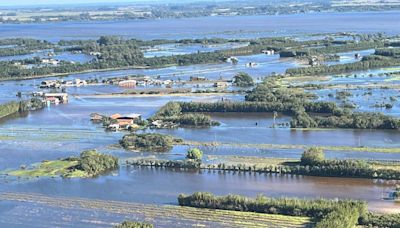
186;148;203;160
233;72;254;87
115;221;153;228
301;147;324;166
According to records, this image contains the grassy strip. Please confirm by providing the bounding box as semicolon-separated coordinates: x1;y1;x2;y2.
5;150;118;178
0;101;21;120
7;160;87;178
183;141;400;154
128;149;400;180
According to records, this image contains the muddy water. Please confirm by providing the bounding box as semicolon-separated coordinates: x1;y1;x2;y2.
0;167;398;213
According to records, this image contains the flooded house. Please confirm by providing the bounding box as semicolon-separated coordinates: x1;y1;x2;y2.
43;93;69;104
118;80;137;87
109;113;142;126
190;76;207;81
115;113;142;127
40;80;61;89
245;62;257;67
90;113;104;122
214;81;229;88
41;58;60;66
262;49;275;55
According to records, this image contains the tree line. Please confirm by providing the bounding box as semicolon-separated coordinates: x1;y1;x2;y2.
178;192;367;228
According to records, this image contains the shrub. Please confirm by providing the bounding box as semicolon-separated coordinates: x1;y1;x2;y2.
233;72;254;87
115;221;153;228
78;150;119;176
120;133;175;152
186;148;203;160
359;213;400;228
301;147;325;166
178;192;367;220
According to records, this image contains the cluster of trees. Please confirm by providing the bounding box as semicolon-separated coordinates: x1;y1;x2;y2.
178;192;367;228
195;148;400;180
127;148;203;169
279;40;384;58
233;72;254;87
120;133;176;152
115;221;153;228
0;38;53;57
0;99;45;120
54;150;119;178
375;48;400;57
76;150;119;177
298;148;400;179
0;36;230;80
186;148;203;160
286;55;400;76
150;102;219;127
359;213;400;228
128;158;202;169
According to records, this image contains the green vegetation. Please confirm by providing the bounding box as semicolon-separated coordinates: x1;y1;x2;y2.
186;148;203;160
178;192;366;228
393;186;400;200
279;40;384;58
168;75;400;130
128;158;202;169
233;72;254;87
286;55;400;76
0;33;392;81
360;213;400;228
77;150;119;177
300;147;324;166
7;150;118;178
1;192;312;228
0;101;22;119
0;38;53;57
129;147;400;180
120;133;178;152
115;221;153;228
0;99;45;120
149;102;219;128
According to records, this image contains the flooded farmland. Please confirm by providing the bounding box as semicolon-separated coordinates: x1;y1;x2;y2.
0;7;400;228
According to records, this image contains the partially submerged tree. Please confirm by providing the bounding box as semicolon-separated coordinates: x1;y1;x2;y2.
301;147;325;166
233;72;254;87
186;148;203;160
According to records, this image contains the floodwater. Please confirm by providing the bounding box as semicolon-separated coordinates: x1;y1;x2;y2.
0;50;93;63
0;95;400;216
0;53;301;104
1;11;400;41
0;167;399;214
0;11;400;226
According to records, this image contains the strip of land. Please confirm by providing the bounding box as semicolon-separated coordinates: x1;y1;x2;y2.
0;192;312;228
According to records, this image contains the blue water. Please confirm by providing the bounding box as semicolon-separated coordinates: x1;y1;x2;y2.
1;11;399;42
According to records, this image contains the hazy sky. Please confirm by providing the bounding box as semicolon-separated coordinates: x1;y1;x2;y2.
0;0;180;7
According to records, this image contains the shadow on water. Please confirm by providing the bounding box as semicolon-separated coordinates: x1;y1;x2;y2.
0;111;28;125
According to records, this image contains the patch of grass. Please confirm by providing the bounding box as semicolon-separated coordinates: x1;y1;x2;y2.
8;160;82;178
206;155;298;167
185;141;400;153
0;135;15;140
6;150;119;179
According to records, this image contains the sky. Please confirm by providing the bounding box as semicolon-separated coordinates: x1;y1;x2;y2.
0;0;183;7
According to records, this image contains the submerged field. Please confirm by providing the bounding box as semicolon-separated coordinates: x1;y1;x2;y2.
0;12;400;227
0;192;312;228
